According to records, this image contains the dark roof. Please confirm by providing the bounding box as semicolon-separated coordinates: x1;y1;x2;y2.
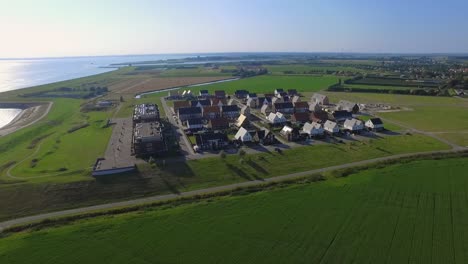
249;93;257;97
191;99;211;107
235;90;249;95
279;92;288;97
264;93;275;98
258;97;271;105
221;105;239;112
275;88;284;92
333;110;352;119
187;118;204;125
203;105;220;113
209;117;229;127
178;106;202;115
195;132;228;145
288;89;298;95
294;101;309;108
173;100;191;109
215;90;226;96
292;112;310;122
200;90;209;94
274;102;294;109
255;128;271;140
370;118;383;125
310;112;329;122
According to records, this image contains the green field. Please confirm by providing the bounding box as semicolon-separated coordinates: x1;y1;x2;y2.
152;75;341;96
2;157;467;263
264;64;368;74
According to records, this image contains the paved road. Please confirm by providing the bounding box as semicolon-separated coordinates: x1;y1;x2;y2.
0;148;464;232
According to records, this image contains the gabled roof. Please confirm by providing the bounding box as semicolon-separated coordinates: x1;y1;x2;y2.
235;127;250;139
275;88;284;93
264;93;275;98
292;112;309;122
203;105;220;114
215;90;226;96
255;128;271;140
221;105;239;112
344;118;363;128
337;100;358;110
288;89;298;94
369;118;383;125
333;110;352;119
311;93;328;102
310;111;329;122
324;120;338;130
236;114;248;127
209;117;229;128
199;90;209;94
191;99;211;107
173;100;191;109
294;101;309;108
187;118;204;125
178;106;202;115
248;93;257;98
235;90;249;95
292;95;301;103
211;98;227;106
274;102;294;109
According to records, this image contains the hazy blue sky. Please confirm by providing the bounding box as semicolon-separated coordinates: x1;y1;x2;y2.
1;0;467;58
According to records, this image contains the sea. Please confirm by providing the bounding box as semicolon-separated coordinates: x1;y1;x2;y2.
0;53;205;129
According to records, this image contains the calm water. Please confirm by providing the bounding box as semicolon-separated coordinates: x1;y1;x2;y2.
0;108;22;128
0;54;200;93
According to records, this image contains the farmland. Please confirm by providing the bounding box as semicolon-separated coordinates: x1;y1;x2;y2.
1;156;467;263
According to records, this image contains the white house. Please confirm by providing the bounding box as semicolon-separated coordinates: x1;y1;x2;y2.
324;120;339;134
267;112;287;125
311;93;329;105
274;88;284;96
261;104;271;116
234;127;253;142
365;118;384;131
302;122;324;136
343;118;364;132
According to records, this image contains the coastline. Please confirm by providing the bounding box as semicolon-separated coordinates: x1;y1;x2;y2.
0;102;53;137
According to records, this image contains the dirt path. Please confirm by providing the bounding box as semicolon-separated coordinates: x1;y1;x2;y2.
1;148;465;232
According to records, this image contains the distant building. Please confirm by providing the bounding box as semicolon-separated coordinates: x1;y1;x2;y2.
324;120;339;134
344;118;364;132
199;90;209;96
173;100;191;113
214;90;226;99
274;88;284;96
195;132;229;150
133;122;167;156
234;90;249;99
291;112;310;124
202;105;221;120
178;107;202;121
311;93;329;105
209;117;230;130
191;99;211;108
253;128;275;145
288;89;298;96
221;105;240;119
234;127;253;142
333;110;352;122
133;103;160;123
187;118;204;130
310;111;329;123
294;101;309;113
302;122;324;137
267;112;287;125
336;100;360;113
273;102;294;114
365;118;384;131
261;104;272;116
280;125;300;141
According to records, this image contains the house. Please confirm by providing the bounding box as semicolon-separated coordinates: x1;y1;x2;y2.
214;90;226;99
261;104;272;116
294;101;309;113
173;100;191;113
309;101;322;112
291;112;310;124
234;90;249;99
186;118;204;130
240;105;250;117
273;102;294;114
247;93;257;99
324;120;340;134
271;97;284;105
311;93;329;105
291;95;301;104
202;105;221;120
365;118;384;131
280;125;300;141
228;98;236;105
258;97;272;106
246;97;258;108
264;93;275;99
267;112;287;125
211;98;227;107
333;110;352;122
336;100;360;113
209;117;230;130
310;111;329;123
221;105;240;119
199;90;209;96
195;132;229;150
302;122;324;136
344;118;364;132
191;99;211;108
274;88;284;95
278;92;288;98
288;89;298;96
178;107;202;121
234;127;253;142
254;128;275;145
235;114;248;128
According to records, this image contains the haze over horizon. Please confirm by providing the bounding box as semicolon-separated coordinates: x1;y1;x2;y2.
1;0;467;58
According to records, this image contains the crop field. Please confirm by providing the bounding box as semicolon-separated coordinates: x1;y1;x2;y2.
264;64;369;74
347;77;441;88
145;75;341;96
2;157;467;263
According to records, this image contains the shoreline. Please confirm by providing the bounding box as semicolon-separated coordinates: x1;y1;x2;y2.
0;102;53;137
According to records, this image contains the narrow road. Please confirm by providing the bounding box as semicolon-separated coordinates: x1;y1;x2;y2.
0;148;464;232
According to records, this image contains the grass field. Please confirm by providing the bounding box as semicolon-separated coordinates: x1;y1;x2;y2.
2;156;467;263
144;75;341;96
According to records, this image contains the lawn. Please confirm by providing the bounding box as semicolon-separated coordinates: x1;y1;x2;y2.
1;156;467;263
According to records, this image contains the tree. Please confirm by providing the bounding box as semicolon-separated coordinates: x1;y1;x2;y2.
238;149;246;158
219;150;226;160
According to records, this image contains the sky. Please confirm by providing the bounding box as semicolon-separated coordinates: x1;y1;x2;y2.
0;0;467;58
